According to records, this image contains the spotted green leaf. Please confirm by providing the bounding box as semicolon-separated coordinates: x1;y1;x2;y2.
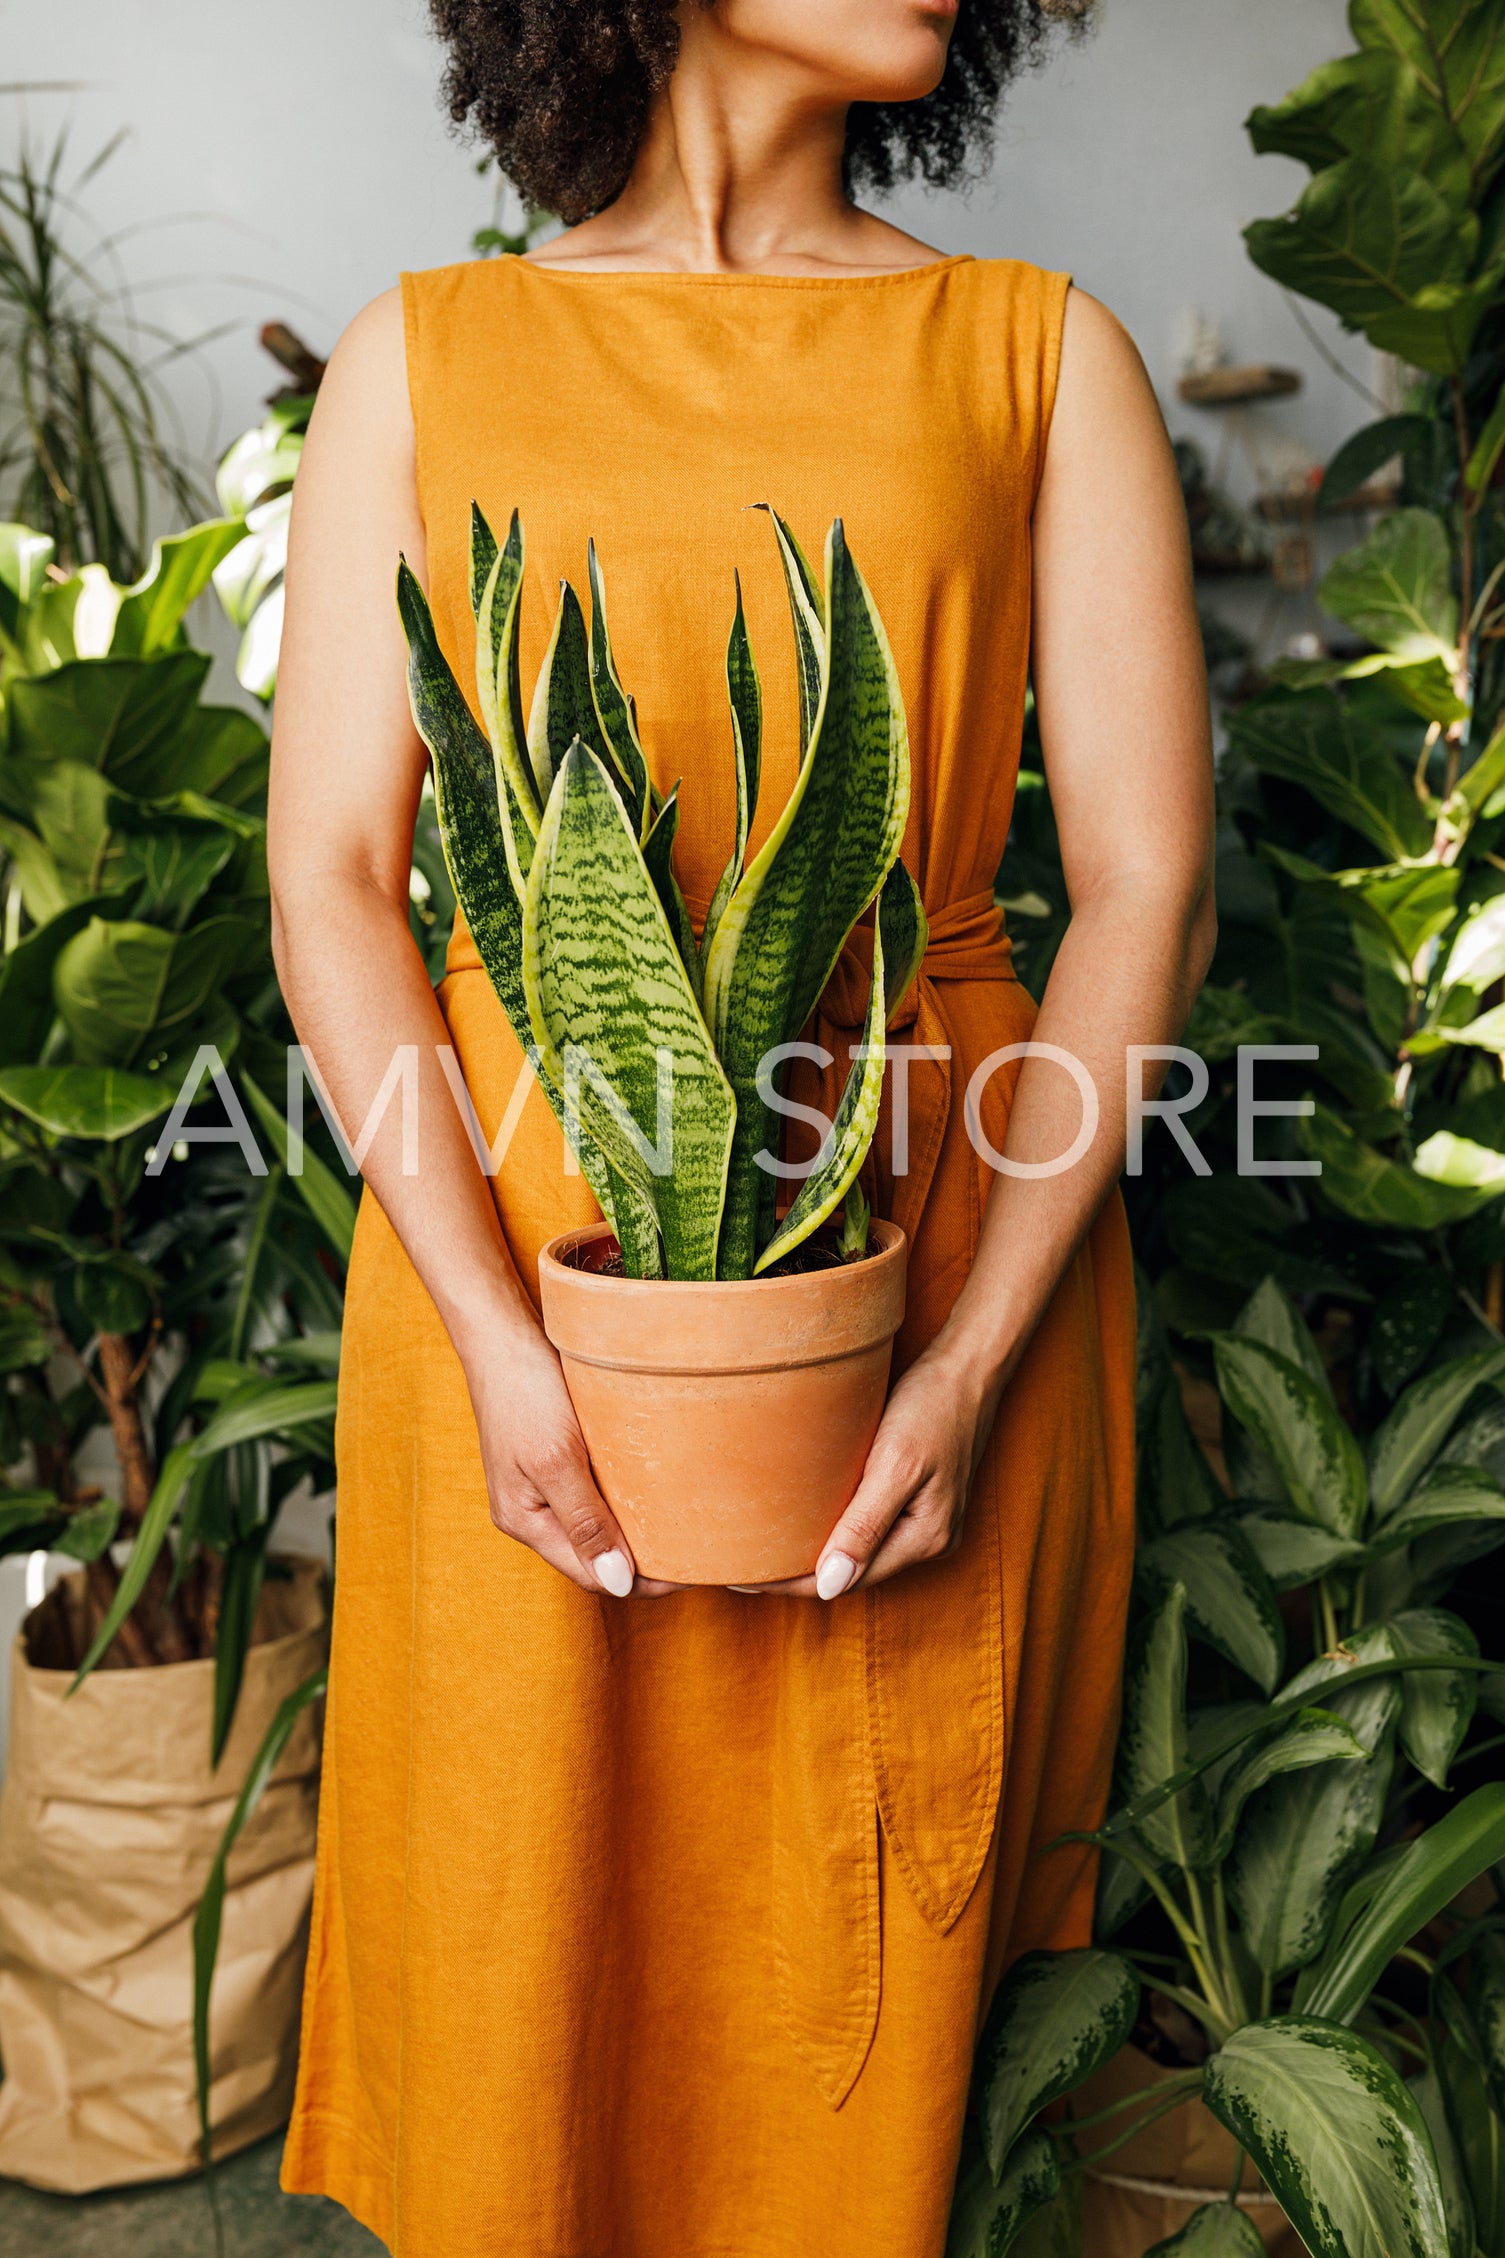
1204;2019;1450;2258
586;540;651;837
1213;1333;1368;1538
1233;1274;1332;1394
1228;1632;1399;1977
978;1947;1140;2177
1136;1521;1285;1696
1238;1510;1366;1590
754;860;926;1274
1143;2202;1267;2258
1368;1347;1505;1517
1210;1706;1368;1865
947;2130;1062;2258
396;560;622;1236
1114;1582;1210;1871
705;518;909;1277
523;742;735;1281
702;573;764;962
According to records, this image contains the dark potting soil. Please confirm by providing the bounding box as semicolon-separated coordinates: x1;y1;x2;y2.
569;1228;880;1281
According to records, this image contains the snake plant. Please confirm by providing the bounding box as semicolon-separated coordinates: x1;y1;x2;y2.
397;506;925;1282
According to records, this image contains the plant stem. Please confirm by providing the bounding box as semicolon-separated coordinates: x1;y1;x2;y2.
1101;1843;1232;2040
1143;1974;1233;2048
1226;2142;1246;2206
1318;1577;1341;1655
1211;1871;1246;2026
1064;2080;1206;2176
1050;2069;1204;2139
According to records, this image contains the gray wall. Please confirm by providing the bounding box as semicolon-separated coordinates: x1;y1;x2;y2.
9;0;1363;498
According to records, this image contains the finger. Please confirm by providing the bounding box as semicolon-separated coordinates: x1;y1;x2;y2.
811;1444;922;1600
530;1438;638;1596
495;1494;602;1592
856;1484;958;1589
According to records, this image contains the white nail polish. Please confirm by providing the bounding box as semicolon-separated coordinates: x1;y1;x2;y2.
815;1552;856;1601
594;1549;634;1598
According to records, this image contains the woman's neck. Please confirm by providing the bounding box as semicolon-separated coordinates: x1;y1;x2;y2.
526;9;944;278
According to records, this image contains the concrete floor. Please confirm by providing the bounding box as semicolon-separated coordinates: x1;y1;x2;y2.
0;2134;384;2256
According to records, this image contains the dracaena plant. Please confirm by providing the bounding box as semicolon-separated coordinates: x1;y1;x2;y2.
947;1272;1505;2258
398;505;927;1282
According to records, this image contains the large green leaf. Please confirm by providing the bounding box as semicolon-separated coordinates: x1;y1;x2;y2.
1227;688;1431;859
1204;2018;1450;2258
396;558;629;1247
1301;1103;1485;1228
1352;0;1505;190
1438;2024;1505;2254
1369;1347;1505;1516
109;521;247;658
51;914;254;1068
1113;1582;1210;1871
1143;2203;1267;2258
0;1063;173;1141
754;859;926;1274
0;891;134;1067
1227;1639;1398;1977
1245;155;1479;372
1370;1463;1505;1545
978;1947;1140;2177
1209;1707;1368;1865
947;2130;1062;2258
704;517;909;1276
1296;1784;1505;2021
1137;1522;1285;1695
524;742;736;1281
1411;2061;1477;2258
1319;508;1458;663
3;650;207;776
1386;1608;1478;1788
1213;1333;1368;1537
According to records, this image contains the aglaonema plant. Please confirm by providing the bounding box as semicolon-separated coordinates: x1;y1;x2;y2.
949;1272;1505;2258
398;504;926;1281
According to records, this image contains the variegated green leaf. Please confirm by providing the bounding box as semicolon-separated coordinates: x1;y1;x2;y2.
1228;1630;1399;1977
705;518;909;1277
472;505;542;862
947;2130;1061;2258
1204;2020;1449;2258
754;861;926;1274
978;1947;1139;2178
586;539;650;835
526;578;614;809
702;572;764;962
1143;2202;1266;2257
524;742;735;1280
758;504;825;758
1410;2062;1476;2258
1238;1510;1366;1589
1136;1521;1285;1696
1383;1607;1479;1789
1209;1705;1368;1864
1114;1582;1210;1871
1367;1346;1505;1517
396;560;621;1234
1369;1462;1505;1542
642;783;701;1000
1233;1274;1333;1397
1213;1333;1368;1537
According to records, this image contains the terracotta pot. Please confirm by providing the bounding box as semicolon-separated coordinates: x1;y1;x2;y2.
1073;2044;1302;2256
537;1219;907;1584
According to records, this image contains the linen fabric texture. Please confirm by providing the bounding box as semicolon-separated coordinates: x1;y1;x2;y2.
281;254;1137;2258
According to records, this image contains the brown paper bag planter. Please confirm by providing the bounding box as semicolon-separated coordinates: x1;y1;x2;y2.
539;1220;907;1584
1075;2045;1302;2257
0;1557;326;2192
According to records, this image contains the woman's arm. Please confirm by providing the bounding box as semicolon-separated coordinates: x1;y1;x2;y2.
782;288;1217;1600
268;290;654;1599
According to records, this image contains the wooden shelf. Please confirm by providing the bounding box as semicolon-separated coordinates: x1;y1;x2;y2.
1178;365;1303;407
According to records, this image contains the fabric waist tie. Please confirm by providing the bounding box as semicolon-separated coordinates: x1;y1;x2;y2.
812;885;1016;1247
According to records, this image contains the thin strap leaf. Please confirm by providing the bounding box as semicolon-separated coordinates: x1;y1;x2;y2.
586;539;651;836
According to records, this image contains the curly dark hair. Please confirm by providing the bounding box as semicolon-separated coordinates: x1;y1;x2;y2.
429;1;1093;225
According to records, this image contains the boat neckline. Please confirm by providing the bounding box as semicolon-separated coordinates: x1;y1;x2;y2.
513;251;977;287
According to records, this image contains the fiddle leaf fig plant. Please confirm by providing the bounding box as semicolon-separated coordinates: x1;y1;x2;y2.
399;504;926;1282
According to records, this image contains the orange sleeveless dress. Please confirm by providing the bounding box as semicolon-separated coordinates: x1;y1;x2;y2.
282;254;1136;2258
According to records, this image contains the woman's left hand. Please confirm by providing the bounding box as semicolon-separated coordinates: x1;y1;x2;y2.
736;1340;1006;1599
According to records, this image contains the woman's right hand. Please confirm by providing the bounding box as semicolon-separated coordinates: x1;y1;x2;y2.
461;1316;682;1598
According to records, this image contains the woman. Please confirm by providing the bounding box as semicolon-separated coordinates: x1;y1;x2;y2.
272;2;1215;2252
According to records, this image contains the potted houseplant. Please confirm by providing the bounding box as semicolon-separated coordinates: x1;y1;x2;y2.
0;519;346;2187
947;1275;1505;2257
400;504;926;1582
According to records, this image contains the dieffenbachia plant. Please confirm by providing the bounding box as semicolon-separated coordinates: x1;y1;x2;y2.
397;505;925;1281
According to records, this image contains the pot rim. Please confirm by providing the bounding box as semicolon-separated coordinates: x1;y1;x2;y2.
538;1216;905;1297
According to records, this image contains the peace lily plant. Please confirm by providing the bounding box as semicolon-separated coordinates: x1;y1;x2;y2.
398;504;925;1283
951;1277;1505;2258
